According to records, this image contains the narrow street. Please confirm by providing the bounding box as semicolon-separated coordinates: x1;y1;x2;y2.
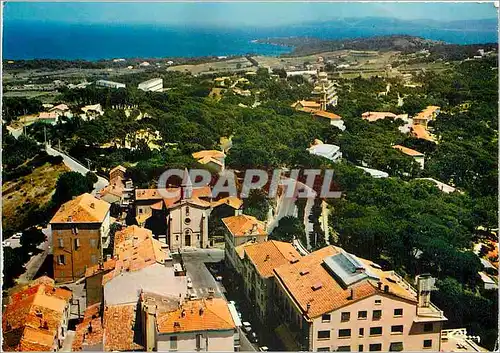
45;144;108;194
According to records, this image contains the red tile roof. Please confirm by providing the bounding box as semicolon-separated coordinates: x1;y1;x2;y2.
243;240;301;278
103;304;143;351
50;193;110;224
393;144;424;157
156;298;235;334
72;303;104;351
3;282;72;351
222;214;267;237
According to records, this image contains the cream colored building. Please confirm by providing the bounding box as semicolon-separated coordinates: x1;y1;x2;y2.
222;214;268;269
141;294;237;352
311;72;338;110
393;145;425;170
272;246;447;352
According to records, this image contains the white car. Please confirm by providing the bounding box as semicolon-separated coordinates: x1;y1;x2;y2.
2;241;11;247
242;322;252;333
215;275;223;281
189;292;197;300
187;277;193;289
11;232;22;239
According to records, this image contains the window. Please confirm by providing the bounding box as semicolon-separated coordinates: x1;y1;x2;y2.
338;329;351;338
369;344;382;352
394;308;403;317
391;325;403;334
389;342;403;352
423;323;433;332
74;238;80;249
358;310;367;319
423;340;432;349
58;238;64;248
374;299;381;305
91;255;97;265
186;206;190;216
90;239;97;248
370;327;382;336
341;312;350;322
322;314;331;323
317;348;330;352
358;345;363;352
372;310;382;320
170;336;178;350
337;346;350;352
358;328;364;337
318;331;331;340
58;255;66;265
185;217;191;225
176;235;179;241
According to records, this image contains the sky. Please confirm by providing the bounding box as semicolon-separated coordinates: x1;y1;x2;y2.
3;2;498;27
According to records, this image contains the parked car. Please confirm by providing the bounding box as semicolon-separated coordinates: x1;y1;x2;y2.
215;275;223;281
249;332;258;343
259;346;269;351
2;241;11;247
11;232;22;239
242;322;252;333
187;277;193;289
189;293;197;300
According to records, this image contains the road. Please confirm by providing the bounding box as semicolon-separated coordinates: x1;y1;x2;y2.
181;248;225;299
15;229;51;285
45;144;108;194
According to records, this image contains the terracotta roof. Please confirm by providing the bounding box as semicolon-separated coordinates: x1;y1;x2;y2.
114;225;153;246
85;259;117;278
99;178;124;198
156;298;235;334
3;282;72;351
103;230;170;285
50;193;110;224
273;246;419;319
103;304;143;351
222;214;267;237
393;145;424;157
243;240;301;278
415;105;440;120
297;107;320;114
211;196;243;210
72;303;104;351
362;111;397;122
235;241;258;260
313;110;343;120
192;150;225;160
291;100;321;109
164;186;212;209
135;189;163;200
109;165;127;174
411;125;436;142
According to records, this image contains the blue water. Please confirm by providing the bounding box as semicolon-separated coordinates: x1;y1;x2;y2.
3;20;497;60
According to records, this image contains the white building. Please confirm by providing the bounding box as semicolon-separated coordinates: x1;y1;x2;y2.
356;166;389;178
311;71;338;109
138;78;164;92
96;80;126;89
308;142;342;162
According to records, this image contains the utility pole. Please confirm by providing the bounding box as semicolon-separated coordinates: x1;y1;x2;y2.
44;126;47;146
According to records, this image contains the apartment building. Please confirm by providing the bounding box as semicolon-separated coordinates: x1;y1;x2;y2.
222;214;268;269
138;77;163;92
135;188;164;226
238;240;301;323
2;277;72;351
99;165;134;209
272;246;447;352
50;193;111;282
141;293;237;352
311;72;338;109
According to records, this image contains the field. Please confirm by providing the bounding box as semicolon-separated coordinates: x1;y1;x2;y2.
167;56;255;75
2;162;70;231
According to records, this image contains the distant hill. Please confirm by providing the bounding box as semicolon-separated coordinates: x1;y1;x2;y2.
257;35;443;56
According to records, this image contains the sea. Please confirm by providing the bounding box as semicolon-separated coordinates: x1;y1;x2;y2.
3;20;498;61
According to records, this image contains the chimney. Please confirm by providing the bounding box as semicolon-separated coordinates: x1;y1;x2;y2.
199;307;204;316
181;309;186;317
251;223;258;233
306;303;311;312
348;288;355;300
265;254;270;261
90;202;95;209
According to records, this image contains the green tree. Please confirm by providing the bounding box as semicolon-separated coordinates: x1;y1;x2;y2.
242;189;269;221
270;216;305;243
52;172;93;205
20;227;46;250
